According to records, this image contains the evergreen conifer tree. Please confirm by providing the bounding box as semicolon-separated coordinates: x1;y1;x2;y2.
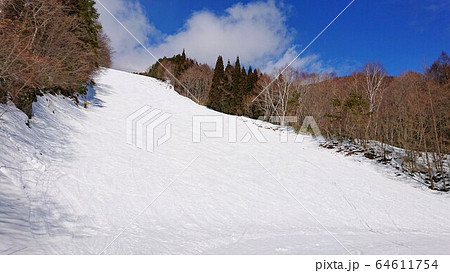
222;60;234;113
231;57;242;114
207;56;225;111
245;67;254;95
234;66;247;115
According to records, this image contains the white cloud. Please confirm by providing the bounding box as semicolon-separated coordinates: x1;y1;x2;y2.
150;1;292;70
96;0;334;74
96;0;159;72
264;46;336;74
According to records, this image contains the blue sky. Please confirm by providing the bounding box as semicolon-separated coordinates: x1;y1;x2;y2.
97;0;449;76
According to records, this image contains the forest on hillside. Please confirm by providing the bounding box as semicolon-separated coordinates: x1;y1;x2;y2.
144;50;449;190
0;0;111;117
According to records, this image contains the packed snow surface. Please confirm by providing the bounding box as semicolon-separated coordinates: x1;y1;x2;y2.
1;69;449;254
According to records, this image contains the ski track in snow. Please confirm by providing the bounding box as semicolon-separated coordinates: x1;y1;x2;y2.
1;68;449;254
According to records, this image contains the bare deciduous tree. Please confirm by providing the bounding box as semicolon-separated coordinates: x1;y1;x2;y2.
362;62;386;141
264;67;300;126
0;0;111;117
363;62;386;113
179;64;213;105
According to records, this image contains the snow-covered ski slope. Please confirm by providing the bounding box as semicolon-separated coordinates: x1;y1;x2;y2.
1;68;449;254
